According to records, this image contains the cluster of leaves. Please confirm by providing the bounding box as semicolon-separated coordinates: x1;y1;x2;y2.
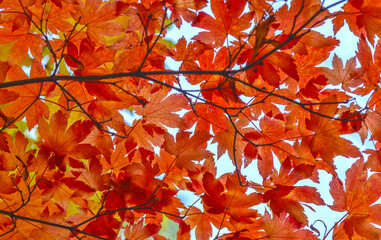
0;0;381;239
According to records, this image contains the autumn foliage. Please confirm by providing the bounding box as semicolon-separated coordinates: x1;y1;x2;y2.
0;0;381;239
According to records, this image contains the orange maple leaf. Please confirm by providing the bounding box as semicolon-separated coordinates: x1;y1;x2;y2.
123;220;160;240
71;0;124;44
364;141;381;172
0;25;45;65
333;0;381;45
304;95;361;168
134;90;188;129
192;0;253;47
100;140;131;175
330;158;381;239
202;172;261;221
321;54;363;92
262;211;319;239
184;207;213;240
166;0;207;28
163;131;212;171
244;116;298;179
37;110;99;170
364;111;381;142
183;103;227;133
2;63;54;130
212;118;249;171
263;158;324;225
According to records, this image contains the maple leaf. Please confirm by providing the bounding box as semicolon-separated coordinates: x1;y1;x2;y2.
192;0;254;47
239;46;300;87
202;172;262;221
33;2;73;34
263;158;324;225
156;149;189;191
364;111;381;142
298;30;340;49
124;220;161;240
37;110;99;170
170;37;207;79
304;95;361;168
184;207;213;240
0;26;45;65
77;157;110;191
66;38;116;76
71;0;124;44
183;103;227;133
82;128;114;162
276;0;327;34
100;139;131;174
212;118;249;171
262;211;319;239
0;131;36;176
187;47;244;103
364;141;381;172
244;116;298;179
124;120;165;151
125;1;166;36
329;158;381;239
320;54;363;92
353;36;380;97
37;169;92;209
293;44;337;78
333;0;381;45
166;0;208;28
291;139;337;175
2;63;54;130
184;156;217;195
134;90;188;129
247;0;272;23
163;131;212;171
